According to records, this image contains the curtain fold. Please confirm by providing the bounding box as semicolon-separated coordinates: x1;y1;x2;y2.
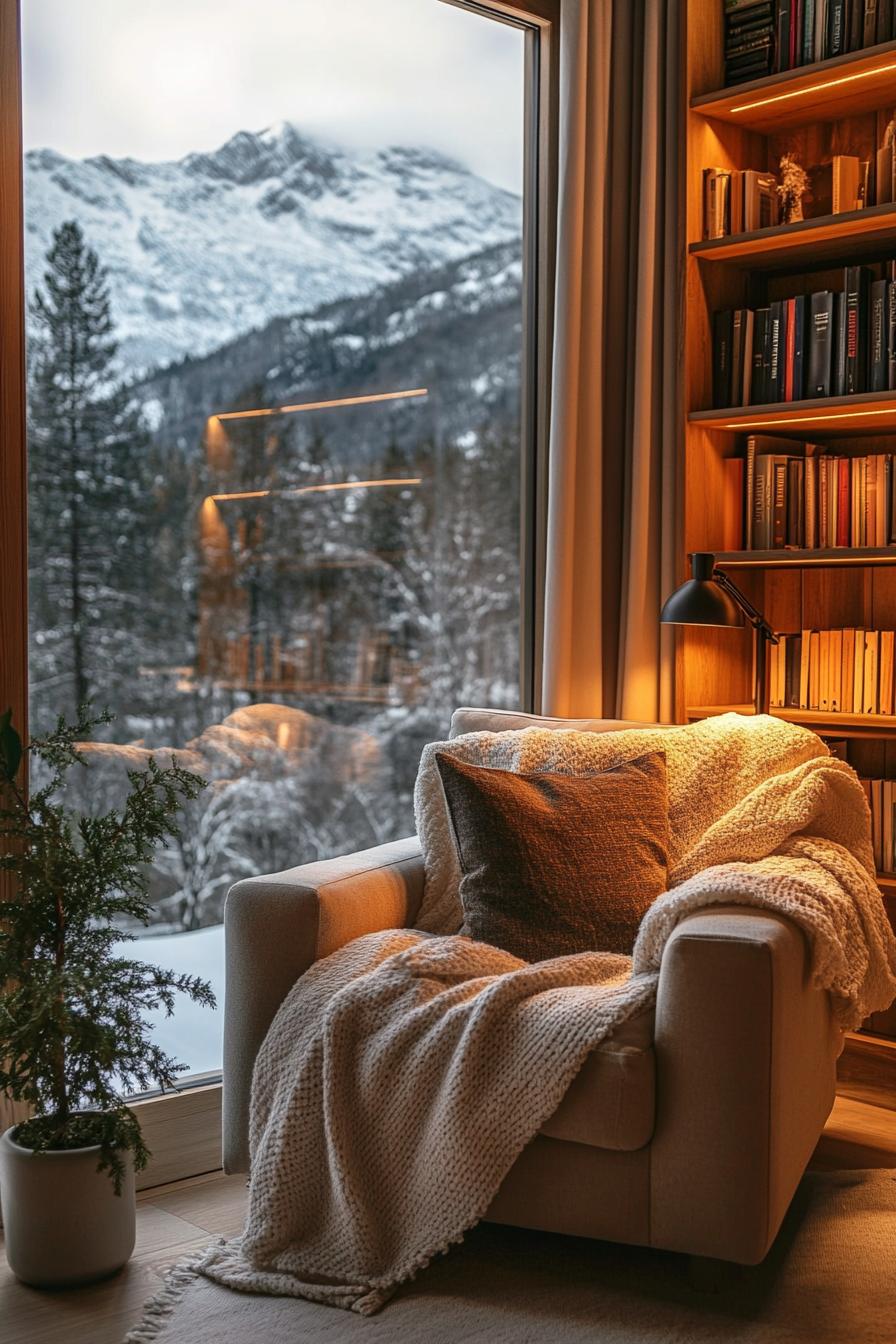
539;0;683;723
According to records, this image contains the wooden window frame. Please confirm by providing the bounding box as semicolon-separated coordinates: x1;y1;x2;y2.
0;0;558;1186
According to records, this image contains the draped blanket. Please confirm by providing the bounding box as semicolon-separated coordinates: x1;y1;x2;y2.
200;715;896;1314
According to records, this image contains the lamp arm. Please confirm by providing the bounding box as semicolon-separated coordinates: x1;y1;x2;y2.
712;568;779;645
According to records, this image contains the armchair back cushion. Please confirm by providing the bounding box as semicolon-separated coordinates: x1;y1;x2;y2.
435;750;670;959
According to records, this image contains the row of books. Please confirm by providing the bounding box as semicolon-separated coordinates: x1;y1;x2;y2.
712;263;896;408
702;154;889;240
724;0;896;86
860;778;896;874
732;436;896;549
768;628;896;714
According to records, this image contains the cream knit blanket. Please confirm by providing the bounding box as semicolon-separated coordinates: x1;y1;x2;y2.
200;715;896;1314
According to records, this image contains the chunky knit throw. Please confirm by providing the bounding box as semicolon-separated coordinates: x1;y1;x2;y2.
200;714;896;1314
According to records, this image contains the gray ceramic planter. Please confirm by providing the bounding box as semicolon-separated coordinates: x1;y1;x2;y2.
0;1120;136;1287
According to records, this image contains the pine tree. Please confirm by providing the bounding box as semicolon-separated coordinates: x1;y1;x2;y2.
28;220;151;729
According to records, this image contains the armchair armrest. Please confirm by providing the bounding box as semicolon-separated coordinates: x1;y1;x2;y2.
222;836;424;1172
648;905;841;1263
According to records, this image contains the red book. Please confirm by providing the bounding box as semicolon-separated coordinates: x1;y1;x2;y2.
837;457;850;547
784;297;796;402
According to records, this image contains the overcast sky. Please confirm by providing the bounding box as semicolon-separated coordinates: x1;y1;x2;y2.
22;0;524;192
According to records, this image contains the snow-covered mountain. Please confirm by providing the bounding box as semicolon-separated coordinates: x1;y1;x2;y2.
24;121;521;373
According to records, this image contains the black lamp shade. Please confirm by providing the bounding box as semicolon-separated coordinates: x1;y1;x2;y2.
660;553;743;629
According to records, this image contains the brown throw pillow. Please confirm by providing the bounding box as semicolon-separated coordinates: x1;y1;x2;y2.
434;750;669;961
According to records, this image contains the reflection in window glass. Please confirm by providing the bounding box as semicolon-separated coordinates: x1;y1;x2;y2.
22;0;525;1077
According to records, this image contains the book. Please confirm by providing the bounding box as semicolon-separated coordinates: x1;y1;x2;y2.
881;629;895;715
787;457;805;545
769;300;784;400
833;290;848;396
808;291;835;397
884;779;894;873
865;629;879;713
876;141;893;206
854;627;865;713
800;628;812;706
837;456;850;546
889;279;896;390
803;0;818;57
784;297;797;401
732;308;747;404
870;277;889;392
805;452;819;548
713;309;734;407
752;307;771;403
842;627;856;711
830;628;843;710
775;0;791;69
864;0;880;47
829;0;848;52
742;171;779;229
773;459;788;546
845;266;870;393
808;157;861;217
792;293;807;400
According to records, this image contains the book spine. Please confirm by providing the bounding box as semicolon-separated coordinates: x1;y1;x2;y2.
888;279;896;391
787;457;804;546
713;309;733;407
732;308;746;405
829;0;847;52
845;266;867;394
746;436;757;548
776;0;792;69
837;457;850;546
769;301;784;401
773;460;788;547
808;291;834;398
833;290;848;397
792;294;806;400
805;453;818;549
870;278;888;392
863;0;880;47
754;456;771;549
804;0;817;58
784;297;796;401
752;308;769;404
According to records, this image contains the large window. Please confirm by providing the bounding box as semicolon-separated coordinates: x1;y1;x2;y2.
21;1;532;1081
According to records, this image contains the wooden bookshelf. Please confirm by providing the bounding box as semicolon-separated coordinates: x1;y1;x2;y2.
691;38;896;132
714;548;896;567
689;202;896;269
682;6;896;1055
690;392;896;436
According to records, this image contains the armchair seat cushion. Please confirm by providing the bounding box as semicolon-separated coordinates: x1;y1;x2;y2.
538;1007;655;1151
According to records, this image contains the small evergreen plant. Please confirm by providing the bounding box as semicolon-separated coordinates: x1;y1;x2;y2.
0;708;215;1191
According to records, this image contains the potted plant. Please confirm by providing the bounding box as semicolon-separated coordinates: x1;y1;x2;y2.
0;708;215;1287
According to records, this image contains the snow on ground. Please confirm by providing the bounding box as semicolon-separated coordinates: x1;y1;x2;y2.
133;924;225;1080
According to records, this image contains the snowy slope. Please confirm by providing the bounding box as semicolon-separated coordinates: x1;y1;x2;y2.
24;122;521;373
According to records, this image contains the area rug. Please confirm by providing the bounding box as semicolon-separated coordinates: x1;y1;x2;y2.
124;1169;896;1343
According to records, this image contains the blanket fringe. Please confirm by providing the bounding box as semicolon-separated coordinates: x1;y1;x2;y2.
123;1242;221;1342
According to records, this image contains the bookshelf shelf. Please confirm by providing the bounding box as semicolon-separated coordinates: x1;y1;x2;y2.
689;203;896;270
714;548;896;568
691;39;896;133
686;705;896;740
689;393;896;437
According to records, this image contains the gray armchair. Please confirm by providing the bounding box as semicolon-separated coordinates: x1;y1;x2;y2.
222;708;841;1265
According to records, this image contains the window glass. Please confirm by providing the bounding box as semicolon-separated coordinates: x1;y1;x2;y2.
23;0;525;1078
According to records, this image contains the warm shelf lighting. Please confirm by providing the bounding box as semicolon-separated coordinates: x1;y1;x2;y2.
212;388;428;422
208;477;422;504
721;407;896;429
728;61;896;114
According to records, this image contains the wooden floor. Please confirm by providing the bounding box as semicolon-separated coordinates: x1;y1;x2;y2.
2;1095;895;1344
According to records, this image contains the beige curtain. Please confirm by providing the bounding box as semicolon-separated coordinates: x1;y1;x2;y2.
539;0;683;722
